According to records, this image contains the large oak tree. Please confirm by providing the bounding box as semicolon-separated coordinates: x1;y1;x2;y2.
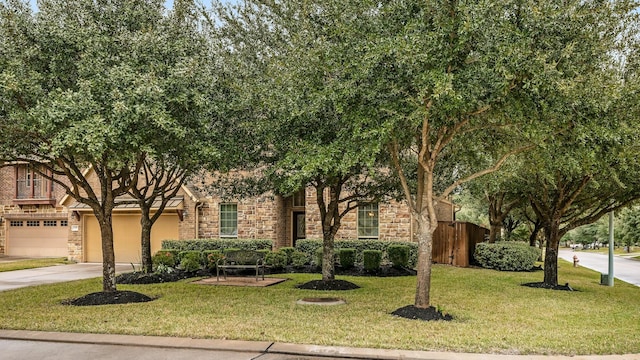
212;0;394;281
0;0;216;291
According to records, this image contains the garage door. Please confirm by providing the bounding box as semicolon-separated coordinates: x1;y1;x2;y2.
6;219;69;257
84;213;179;263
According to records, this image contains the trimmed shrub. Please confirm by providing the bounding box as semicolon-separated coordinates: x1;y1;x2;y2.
224;248;241;254
295;239;418;268
296;239;323;259
152;250;178;268
338;248;356;269
279;247;295;264
388;245;410;268
290;251;309;268
179;251;202;272
363;250;383;271
265;251;288;269
314;247;324;268
161;239;273;252
474;242;541;271
203;250;223;270
257;249;271;259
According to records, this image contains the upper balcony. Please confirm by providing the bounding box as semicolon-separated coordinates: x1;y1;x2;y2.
12;166;57;206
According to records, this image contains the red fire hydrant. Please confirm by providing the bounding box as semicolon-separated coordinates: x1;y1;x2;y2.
573;255;579;267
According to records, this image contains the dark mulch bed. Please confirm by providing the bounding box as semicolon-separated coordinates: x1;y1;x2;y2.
62;290;154;306
522;282;576;291
116;271;196;284
116;265;415;286
334;265;417;277
391;305;453;321
296;279;361;291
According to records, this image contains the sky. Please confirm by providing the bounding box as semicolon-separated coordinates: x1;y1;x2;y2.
27;0;239;12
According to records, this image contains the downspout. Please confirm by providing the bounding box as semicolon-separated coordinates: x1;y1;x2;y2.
194;202;203;239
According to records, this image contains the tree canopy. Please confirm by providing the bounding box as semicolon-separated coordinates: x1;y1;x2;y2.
212;0;396;280
0;0;217;291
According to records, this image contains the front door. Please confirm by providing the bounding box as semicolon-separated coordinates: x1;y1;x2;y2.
292;211;306;247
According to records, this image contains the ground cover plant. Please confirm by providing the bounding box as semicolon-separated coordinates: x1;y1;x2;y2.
0;261;637;355
0;258;71;273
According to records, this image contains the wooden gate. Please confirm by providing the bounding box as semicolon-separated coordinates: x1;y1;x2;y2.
432;221;488;267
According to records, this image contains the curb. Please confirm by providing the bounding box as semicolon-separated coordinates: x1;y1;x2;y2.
0;330;639;360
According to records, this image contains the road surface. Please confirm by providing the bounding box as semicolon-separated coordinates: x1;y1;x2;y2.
559;249;640;287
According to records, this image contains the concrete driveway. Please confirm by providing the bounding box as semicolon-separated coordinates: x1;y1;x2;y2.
0;263;132;292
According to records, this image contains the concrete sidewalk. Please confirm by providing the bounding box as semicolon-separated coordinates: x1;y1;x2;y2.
0;330;637;360
0;263;132;292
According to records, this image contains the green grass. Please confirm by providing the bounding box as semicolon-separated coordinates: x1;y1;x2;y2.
577;247;628;255
0;261;638;355
581;247;640;259
0;258;71;272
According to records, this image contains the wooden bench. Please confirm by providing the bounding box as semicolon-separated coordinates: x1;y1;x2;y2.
216;249;266;281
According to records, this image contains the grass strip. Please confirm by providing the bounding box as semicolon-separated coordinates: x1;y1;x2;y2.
0;258;71;272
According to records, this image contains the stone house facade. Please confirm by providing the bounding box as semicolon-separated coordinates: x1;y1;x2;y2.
1;164;454;262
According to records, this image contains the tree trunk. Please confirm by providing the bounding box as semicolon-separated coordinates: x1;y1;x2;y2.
140;206;153;274
414;216;435;308
529;222;541;247
489;221;502;243
98;212;117;292
543;221;561;287
316;183;341;281
322;231;335;281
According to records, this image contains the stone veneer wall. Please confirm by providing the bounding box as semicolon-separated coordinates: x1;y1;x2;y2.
192;194;281;243
303;187;454;242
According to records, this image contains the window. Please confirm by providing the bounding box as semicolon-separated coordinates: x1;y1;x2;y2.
220;203;238;237
26;220;40;227
293;189;305;207
44;220;57;227
60;220;68;227
10;221;23;227
358;203;379;239
14;164;55;204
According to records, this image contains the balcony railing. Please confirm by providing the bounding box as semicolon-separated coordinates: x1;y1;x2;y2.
14;178;56;205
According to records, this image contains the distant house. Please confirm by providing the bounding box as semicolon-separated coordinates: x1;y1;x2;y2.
0;164;459;263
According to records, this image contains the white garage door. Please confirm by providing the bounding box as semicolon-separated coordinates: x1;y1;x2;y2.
84;213;179;263
6;219;69;257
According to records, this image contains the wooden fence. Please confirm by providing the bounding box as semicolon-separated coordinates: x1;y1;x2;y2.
432;221;488;267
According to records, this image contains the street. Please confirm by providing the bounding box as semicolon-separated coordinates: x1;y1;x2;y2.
558;249;640;287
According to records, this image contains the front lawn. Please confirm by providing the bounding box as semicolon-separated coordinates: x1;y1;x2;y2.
0;261;637;355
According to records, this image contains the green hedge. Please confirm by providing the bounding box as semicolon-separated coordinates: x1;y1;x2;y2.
388;245;410;268
314;247;324;267
203;250;223;270
474;242;541;271
363;250;383;271
152;249;179;268
338;248;356;269
161;239;273;252
279;247;295;265
296;239;418;268
266;251;288;269
290;251;308;268
179;251;202;272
